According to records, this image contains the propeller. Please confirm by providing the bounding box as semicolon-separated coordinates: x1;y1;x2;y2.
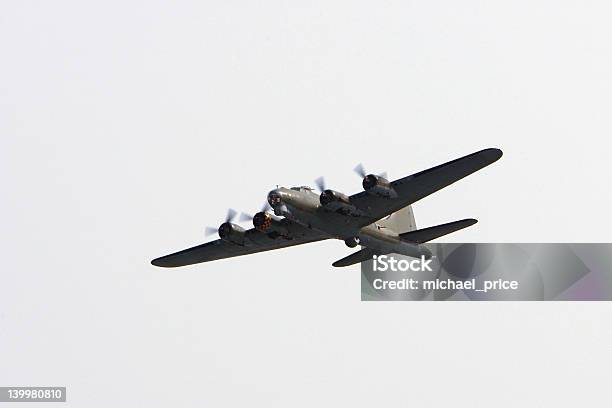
314;176;326;192
205;208;238;236
239;201;271;222
353;163;388;180
239;212;253;222
225;208;237;223
353;163;367;178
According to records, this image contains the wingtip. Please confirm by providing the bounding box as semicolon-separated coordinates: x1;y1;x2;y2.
455;218;478;229
151;257;172;268
483;147;503;161
332;259;355;267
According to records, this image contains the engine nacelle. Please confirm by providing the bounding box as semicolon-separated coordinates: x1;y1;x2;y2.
320;189;350;208
320;189;363;216
362;174;397;198
218;222;246;245
252;212;290;238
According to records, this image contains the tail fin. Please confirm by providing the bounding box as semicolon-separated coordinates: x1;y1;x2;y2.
378;205;417;233
400;218;477;244
353;206;418;269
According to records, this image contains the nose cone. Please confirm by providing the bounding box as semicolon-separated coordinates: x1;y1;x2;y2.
267;189;282;207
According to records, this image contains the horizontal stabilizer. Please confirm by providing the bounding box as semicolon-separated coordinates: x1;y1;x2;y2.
400;218;477;244
333;248;378;267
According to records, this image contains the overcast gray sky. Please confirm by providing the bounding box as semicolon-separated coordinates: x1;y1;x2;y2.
1;1;611;406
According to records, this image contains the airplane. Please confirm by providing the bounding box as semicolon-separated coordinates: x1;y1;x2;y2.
151;148;502;268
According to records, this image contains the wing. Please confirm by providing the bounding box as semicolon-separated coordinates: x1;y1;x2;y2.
350;148;502;227
151;222;327;268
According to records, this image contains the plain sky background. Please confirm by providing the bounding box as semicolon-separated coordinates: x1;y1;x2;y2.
1;1;611;406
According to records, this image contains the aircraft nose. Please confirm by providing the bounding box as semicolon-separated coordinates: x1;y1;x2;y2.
267;189;283;207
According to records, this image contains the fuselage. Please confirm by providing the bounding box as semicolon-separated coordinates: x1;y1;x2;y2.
268;186;431;259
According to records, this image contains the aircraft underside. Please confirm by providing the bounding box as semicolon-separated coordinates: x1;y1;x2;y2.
151;148;502;268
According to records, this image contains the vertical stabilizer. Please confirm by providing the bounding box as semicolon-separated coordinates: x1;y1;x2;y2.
360;205;417;276
378;205;417;233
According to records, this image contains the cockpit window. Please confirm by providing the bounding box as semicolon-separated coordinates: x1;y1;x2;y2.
290;186;313;191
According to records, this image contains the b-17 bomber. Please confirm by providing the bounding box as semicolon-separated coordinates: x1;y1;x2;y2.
151;148;503;268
